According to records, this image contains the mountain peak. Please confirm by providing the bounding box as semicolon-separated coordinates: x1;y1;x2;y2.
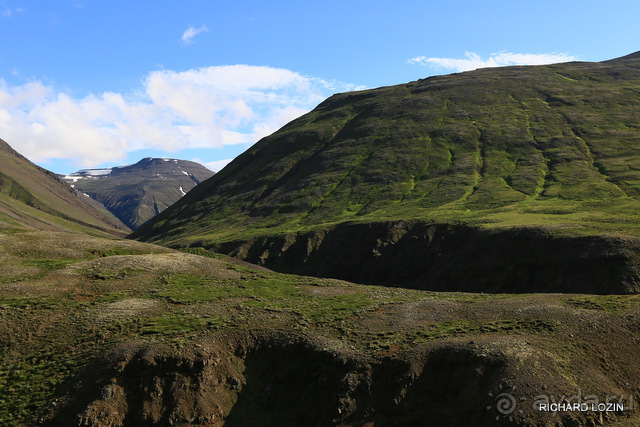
60;158;214;230
137;157;178;164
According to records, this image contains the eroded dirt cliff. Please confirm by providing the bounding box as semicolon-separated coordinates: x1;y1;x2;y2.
41;331;637;426
206;221;640;294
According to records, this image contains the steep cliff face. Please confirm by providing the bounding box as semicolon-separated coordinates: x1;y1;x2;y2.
198;221;640;294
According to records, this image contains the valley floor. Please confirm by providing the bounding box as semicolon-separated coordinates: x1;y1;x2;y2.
1;230;639;426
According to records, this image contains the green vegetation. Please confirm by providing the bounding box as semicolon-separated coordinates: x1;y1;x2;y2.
414;318;556;340
5;231;607;424
0;348;86;426
125;57;640;295
565;294;640;312
4;57;640;424
361;318;557;352
141;314;225;335
90;247;150;257
131;56;640;248
21;259;75;279
0;230;638;425
177;246;223;259
0;138;129;237
155;272;374;326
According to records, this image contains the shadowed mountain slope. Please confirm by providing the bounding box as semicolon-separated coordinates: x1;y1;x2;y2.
60;158;214;230
132;53;640;293
0;138;129;237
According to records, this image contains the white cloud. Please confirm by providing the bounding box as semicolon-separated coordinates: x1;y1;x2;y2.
0;66;360;168
181;25;208;45
1;5;25;18
195;157;234;173
408;51;579;72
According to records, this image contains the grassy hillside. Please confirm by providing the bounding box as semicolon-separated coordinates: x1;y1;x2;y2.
0;139;129;237
3;61;640;423
132;55;640;244
131;54;640;292
1;229;639;425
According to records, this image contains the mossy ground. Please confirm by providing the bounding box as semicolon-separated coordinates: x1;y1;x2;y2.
1;231;640;424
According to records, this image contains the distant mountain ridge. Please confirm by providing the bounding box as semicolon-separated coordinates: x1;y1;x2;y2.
0;138;129;236
132;51;640;293
60;158;214;230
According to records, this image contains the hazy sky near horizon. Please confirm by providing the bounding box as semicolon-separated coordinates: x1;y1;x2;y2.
1;0;639;174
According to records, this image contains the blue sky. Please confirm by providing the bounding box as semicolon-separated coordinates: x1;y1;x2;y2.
1;0;639;174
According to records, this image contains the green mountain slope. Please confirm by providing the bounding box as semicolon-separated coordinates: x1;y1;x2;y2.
60;158;214;230
132;53;640;293
0;138;129;237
